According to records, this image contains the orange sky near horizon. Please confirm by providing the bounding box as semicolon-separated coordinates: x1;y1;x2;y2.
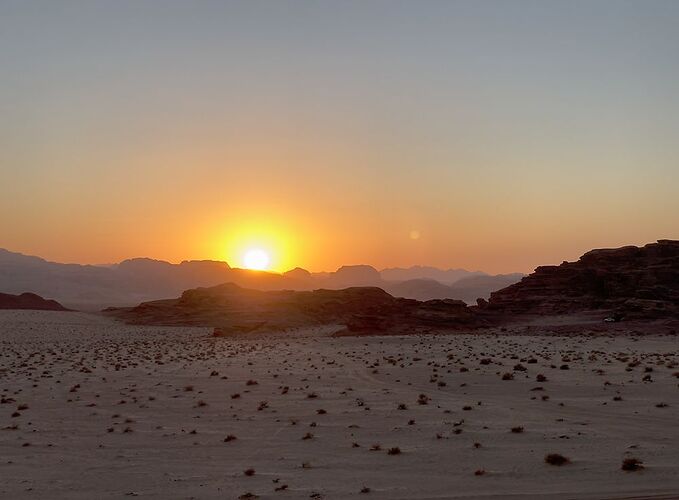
1;2;678;274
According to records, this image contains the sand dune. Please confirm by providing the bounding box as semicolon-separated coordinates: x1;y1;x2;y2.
1;310;677;499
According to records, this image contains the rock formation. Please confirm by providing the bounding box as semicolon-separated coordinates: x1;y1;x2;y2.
0;292;70;311
488;240;679;319
106;283;480;334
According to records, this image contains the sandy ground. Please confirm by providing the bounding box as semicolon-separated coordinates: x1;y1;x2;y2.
1;311;678;500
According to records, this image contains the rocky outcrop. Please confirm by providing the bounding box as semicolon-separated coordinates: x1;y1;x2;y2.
106;283;481;334
0;292;70;311
488;240;679;318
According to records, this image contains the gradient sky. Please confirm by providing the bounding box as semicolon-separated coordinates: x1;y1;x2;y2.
1;1;678;273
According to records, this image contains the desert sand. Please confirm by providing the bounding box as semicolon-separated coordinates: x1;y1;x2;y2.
1;310;678;499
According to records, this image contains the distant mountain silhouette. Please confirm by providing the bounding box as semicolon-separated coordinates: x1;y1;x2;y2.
0;248;255;309
381;266;485;284
385;278;459;301
447;274;525;304
283;267;312;280
0;248;520;309
322;265;382;288
383;274;523;303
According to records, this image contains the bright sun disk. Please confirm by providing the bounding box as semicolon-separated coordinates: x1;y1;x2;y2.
243;248;270;270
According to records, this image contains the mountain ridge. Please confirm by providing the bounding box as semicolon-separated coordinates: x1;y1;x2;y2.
0;248;522;309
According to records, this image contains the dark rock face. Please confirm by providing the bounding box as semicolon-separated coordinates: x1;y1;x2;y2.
0;292;69;311
488;240;679;318
106;283;480;334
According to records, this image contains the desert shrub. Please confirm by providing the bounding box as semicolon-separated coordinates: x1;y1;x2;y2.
545;453;570;466
621;458;644;471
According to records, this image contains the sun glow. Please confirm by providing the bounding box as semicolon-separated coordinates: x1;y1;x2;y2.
243;248;270;270
215;215;303;273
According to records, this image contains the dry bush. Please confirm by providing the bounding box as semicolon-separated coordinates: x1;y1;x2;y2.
545;453;570;466
621;458;644;471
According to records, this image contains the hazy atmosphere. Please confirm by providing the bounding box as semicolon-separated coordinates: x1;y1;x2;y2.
2;1;678;273
2;3;679;500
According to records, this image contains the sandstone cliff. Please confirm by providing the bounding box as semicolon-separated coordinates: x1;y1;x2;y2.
488;240;679;319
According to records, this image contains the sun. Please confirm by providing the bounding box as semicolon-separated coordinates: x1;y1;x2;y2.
243;248;270;270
